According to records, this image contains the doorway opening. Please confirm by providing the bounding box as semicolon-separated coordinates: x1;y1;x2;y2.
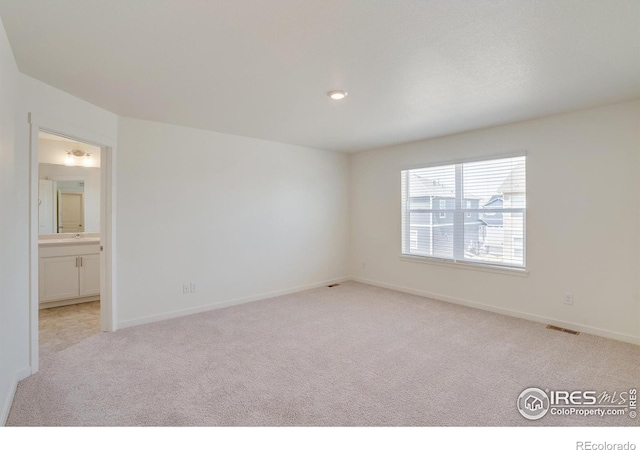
29;115;116;374
37;132;102;358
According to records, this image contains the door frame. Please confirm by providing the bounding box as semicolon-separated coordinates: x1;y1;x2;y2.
28;113;117;374
37;178;56;234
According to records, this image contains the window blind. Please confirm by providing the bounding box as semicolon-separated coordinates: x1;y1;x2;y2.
401;156;526;269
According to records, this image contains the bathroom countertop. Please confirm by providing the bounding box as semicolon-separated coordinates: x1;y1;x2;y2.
38;237;101;247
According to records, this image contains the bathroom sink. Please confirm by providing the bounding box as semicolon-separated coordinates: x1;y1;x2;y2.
38;237;100;247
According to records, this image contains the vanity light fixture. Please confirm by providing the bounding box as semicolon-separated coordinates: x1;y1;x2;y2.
327;90;348;100
64;149;91;166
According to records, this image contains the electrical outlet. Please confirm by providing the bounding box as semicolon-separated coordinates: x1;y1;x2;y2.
361;262;366;270
563;293;574;305
190;282;197;293
183;284;190;294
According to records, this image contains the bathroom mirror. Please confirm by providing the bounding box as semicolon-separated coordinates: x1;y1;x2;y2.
38;132;102;235
38;164;101;234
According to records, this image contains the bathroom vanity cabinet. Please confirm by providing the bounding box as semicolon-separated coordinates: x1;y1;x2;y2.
38;240;100;307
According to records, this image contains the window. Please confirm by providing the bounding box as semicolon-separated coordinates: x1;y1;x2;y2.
410;230;418;250
402;156;526;268
513;237;524;259
438;199;446;218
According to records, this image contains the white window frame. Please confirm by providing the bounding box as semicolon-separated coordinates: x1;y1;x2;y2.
401;155;526;270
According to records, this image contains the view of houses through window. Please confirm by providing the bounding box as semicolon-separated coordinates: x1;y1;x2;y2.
401;156;526;268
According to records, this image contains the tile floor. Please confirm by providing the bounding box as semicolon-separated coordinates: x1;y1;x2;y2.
39;301;101;358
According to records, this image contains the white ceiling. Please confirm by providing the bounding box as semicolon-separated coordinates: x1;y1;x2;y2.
1;1;639;152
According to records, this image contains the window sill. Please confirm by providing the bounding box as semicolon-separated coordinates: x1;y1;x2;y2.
399;255;529;277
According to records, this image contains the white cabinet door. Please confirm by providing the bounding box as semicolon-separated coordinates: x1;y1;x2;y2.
78;254;100;297
40;256;80;302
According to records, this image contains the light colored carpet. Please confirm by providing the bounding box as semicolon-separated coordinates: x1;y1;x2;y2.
8;281;640;426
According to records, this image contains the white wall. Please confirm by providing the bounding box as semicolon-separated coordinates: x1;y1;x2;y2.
16;73;118;363
0;69;118;423
0;16;25;425
117;118;349;326
350;101;640;343
38;163;101;233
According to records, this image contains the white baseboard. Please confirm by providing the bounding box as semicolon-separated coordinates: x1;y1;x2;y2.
119;277;350;329
119;274;640;346
0;381;17;427
1;367;31;426
352;277;640;346
16;368;31;380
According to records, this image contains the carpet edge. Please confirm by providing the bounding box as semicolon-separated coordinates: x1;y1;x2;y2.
353;276;640;346
118;276;351;330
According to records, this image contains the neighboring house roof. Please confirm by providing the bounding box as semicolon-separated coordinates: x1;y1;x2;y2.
410;174;455;197
483;195;503;208
481;195;504;226
499;161;525;194
480;214;503;227
410;174;481;200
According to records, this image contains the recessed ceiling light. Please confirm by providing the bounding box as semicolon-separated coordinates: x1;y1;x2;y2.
327;90;348;100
